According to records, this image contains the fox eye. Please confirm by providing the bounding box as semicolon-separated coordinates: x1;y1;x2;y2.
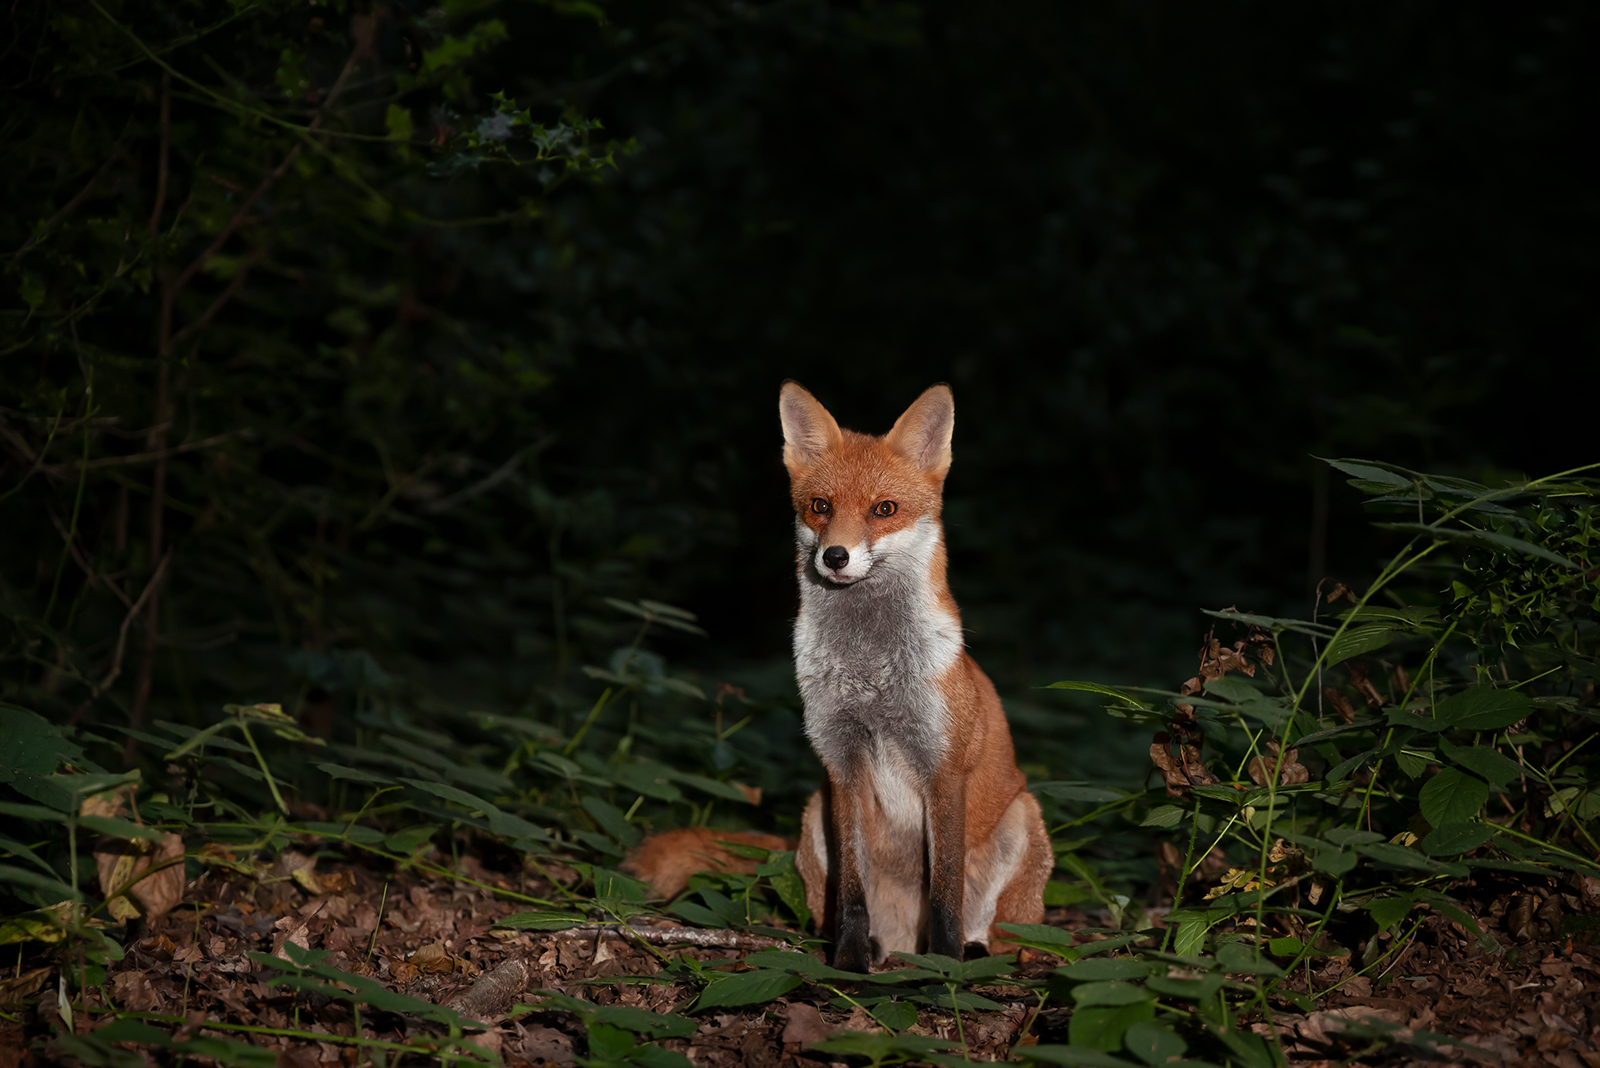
873;500;898;518
810;498;831;515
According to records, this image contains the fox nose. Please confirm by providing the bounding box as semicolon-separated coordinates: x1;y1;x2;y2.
822;546;850;571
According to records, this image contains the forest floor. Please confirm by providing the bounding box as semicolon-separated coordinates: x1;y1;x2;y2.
4;845;1598;1068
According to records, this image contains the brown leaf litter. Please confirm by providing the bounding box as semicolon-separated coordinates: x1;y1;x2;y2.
4;846;1598;1066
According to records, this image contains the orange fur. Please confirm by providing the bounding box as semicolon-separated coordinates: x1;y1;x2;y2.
783;382;1053;966
619;827;795;899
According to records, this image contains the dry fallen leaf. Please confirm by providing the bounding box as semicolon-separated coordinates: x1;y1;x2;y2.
94;831;185;924
411;942;456;974
1324;687;1357;724
781;1002;832;1045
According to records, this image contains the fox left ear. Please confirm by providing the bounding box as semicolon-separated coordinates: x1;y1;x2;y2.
886;384;954;479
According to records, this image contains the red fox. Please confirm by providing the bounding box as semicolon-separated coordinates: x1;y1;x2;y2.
780;382;1053;970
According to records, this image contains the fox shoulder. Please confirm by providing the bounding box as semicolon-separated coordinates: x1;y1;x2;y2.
620;827;797;899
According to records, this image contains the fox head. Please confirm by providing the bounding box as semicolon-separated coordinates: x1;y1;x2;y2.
779;382;954;586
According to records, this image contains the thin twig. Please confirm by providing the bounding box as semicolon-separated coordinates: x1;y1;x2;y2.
550;924;787;950
71;549;171;723
148;71;171;239
43;432;233;475
48;507;133;609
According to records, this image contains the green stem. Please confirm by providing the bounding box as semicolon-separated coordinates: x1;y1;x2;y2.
236;718;290;815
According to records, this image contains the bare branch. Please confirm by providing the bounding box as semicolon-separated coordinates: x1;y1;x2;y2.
72;548;171;723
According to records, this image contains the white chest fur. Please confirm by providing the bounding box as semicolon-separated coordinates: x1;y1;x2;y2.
792;516;963;783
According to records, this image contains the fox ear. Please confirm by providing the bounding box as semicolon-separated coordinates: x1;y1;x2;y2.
779;382;843;470
886;384;954;478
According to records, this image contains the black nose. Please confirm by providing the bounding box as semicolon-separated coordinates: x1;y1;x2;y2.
822;546;850;571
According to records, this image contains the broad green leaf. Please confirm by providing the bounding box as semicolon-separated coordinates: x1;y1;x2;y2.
1017;1046;1143;1067
1266;937;1304;957
1355;841;1442;871
582;795;641;848
1070;980;1151;1007
1140;805;1186;828
755;851;811;928
1322;624;1394;665
0;863;83;900
1377;523;1579;570
1216;942;1283;976
315;763;394;784
870;999;918;1031
1057;958;1149;981
1201;675;1260;703
1033;783;1127;804
810;1034;960;1059
1438;739;1521;786
1433;686;1533;731
0;706;86;782
1123;1021;1188;1067
1322;458;1412;487
76;815;167;842
1045;681;1151;709
1419;769;1489;826
1366;895;1413;932
1142;973;1222;1000
1067;1000;1156;1053
593;1005;697;1039
997;922;1081;957
694;969;802;1010
1420;822;1496;856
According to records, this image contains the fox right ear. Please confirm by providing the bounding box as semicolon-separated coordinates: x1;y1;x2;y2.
779;382;843;471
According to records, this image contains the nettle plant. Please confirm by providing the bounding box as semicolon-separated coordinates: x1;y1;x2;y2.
1042;458;1599;1058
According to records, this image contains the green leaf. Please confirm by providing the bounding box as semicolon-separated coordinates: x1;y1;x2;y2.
1216;942;1283;976
1421;822;1496;856
1016;1046;1143;1067
1068;1000;1156;1053
1140;805;1186;828
582;795;641;848
1437;739;1522;785
997;922;1082;957
1377;523;1580;570
1419;769;1489;826
1045;681;1151;710
385;105;414;142
1356;841;1444;872
1322;624;1395;665
693;969;802;1010
0;863;82;900
1366;895;1414;932
0;706;86;783
1266;937;1304;957
870;999;918;1031
587;1022;635;1059
1057;958;1149;981
810;1034;960;1059
1033;783;1128;803
1123;1021;1188;1067
1433;686;1533;731
76;815;168;842
1070;980;1152;1007
1322;458;1413;488
315;762;394;784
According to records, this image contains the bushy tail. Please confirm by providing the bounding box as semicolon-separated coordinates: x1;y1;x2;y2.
620;827;796;899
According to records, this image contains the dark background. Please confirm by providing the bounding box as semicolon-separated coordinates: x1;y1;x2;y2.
4;0;1597;796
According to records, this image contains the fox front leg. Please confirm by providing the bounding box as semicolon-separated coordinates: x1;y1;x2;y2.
827;772;874;973
927;776;967;960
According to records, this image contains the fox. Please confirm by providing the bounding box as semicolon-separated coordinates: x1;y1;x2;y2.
780;381;1053;970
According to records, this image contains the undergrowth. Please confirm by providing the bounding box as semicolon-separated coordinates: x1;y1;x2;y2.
3;457;1598;1067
